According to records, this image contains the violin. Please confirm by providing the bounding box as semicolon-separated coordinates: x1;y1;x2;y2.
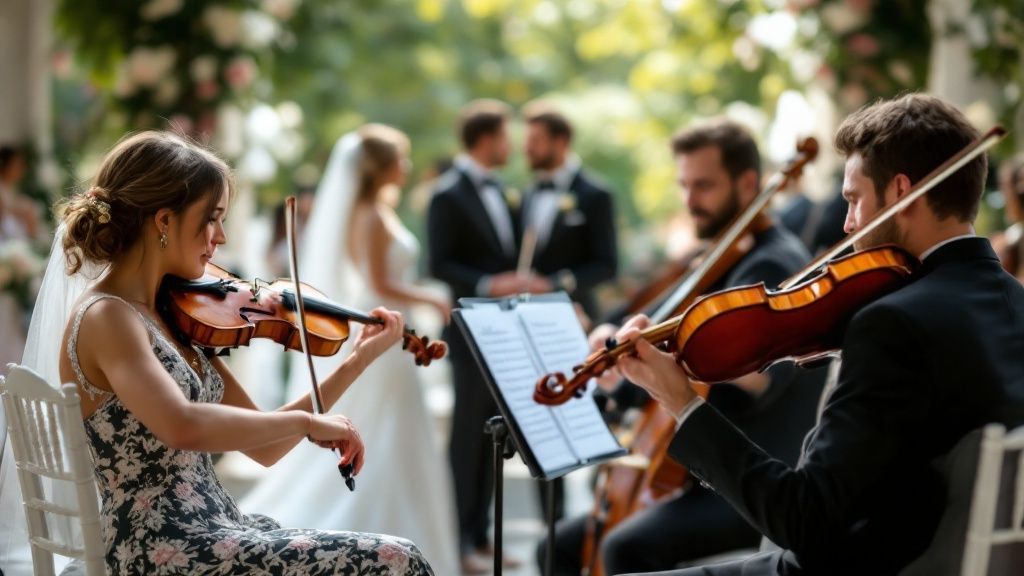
161;263;447;366
577;136;818;576
535;126;1006;406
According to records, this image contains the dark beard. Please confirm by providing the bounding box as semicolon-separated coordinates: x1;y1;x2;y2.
694;188;740;239
529;152;558;172
854;215;904;251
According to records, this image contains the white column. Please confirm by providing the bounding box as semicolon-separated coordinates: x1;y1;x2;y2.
927;0;997;111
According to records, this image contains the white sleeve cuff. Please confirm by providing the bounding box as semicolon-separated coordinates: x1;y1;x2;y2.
673;396;706;430
475;275;492;297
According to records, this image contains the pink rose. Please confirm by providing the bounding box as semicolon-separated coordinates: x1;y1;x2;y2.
148;541;189;568
224;56;256;89
846;33;880;57
378;543;409;573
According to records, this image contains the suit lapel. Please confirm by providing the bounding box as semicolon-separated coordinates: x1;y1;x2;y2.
455;171;510;259
540;170;583;259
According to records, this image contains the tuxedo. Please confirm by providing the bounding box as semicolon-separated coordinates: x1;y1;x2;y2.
540;224;828;575
427;162;520;554
523;165;618;319
650;237;1024;576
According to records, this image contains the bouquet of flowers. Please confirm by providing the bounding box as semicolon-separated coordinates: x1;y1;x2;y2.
0;239;45;310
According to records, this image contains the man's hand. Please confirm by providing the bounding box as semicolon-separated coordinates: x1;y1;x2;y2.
489;272;523;297
616;321;696;418
525;273;554;294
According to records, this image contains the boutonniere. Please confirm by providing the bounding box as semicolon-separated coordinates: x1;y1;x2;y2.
558;192;577;213
504;187;522;210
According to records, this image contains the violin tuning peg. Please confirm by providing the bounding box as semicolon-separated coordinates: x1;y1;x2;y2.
605;337;618;350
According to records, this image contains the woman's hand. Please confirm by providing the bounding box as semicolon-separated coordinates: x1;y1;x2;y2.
351;307;404;362
307;413;365;474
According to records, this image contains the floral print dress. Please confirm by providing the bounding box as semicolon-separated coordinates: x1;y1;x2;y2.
68;294;433;575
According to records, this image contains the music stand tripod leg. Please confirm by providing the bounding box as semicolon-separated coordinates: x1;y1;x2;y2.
486;415;516;576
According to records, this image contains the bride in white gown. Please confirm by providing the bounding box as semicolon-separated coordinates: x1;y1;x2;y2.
241;124;458;575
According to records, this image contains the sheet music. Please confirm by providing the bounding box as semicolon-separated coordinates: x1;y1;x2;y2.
517;303;622;462
457;307;578;474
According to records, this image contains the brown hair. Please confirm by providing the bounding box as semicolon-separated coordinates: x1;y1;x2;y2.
60;131;234;274
356;123;409;202
458;99;510;150
834;93;986;222
670;119;761;182
523;102;573;142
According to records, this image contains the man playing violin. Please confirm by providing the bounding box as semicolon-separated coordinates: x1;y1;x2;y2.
616;94;1024;575
539;120;826;575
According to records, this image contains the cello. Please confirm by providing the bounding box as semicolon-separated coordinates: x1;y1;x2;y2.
578;137;819;576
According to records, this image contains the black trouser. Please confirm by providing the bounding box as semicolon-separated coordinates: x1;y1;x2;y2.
447;327;499;553
537;485;760;575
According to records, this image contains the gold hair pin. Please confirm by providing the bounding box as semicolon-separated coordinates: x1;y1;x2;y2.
87;187;112;224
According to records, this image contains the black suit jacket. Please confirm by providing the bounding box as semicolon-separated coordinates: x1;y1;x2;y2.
527;169;618;318
670;237;1024;575
427;168;520;302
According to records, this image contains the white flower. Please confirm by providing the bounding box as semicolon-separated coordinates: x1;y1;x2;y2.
888;60;914;85
211;537;240;560
203;6;243;48
0;240;43;281
146;538;192;573
189;56;218;83
127;45;177;88
262;0;300;20
224;55;257;89
241;10;280;49
140;0;183;21
114;64;137;97
154;78;180;107
820;3;867;35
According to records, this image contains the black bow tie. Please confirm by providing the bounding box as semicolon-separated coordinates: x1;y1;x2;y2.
536;179;556;192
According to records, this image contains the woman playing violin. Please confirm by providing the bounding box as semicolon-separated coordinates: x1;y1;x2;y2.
53;131;432;575
614;94;1024;576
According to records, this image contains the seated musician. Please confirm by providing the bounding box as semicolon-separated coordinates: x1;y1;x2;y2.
538;120;827;575
615;94;1024;575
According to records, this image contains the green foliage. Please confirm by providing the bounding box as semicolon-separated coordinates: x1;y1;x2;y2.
266;0;797;231
55;0;291;139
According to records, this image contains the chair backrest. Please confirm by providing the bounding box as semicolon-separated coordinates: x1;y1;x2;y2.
0;363;104;576
961;423;1024;576
900;427;986;576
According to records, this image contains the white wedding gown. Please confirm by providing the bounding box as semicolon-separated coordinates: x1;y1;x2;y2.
240;222;459;576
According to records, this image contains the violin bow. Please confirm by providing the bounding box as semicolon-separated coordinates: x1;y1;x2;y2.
285;196;356;491
780;126;1006;290
650;136;819;320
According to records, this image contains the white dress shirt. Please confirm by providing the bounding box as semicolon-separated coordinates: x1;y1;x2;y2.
454;154;515;256
527;155;581;251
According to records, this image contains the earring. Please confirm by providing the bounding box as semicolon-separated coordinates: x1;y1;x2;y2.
159;232;168;250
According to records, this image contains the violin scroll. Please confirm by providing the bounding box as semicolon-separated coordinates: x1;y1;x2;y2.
401;330;448;367
533;350;615;405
